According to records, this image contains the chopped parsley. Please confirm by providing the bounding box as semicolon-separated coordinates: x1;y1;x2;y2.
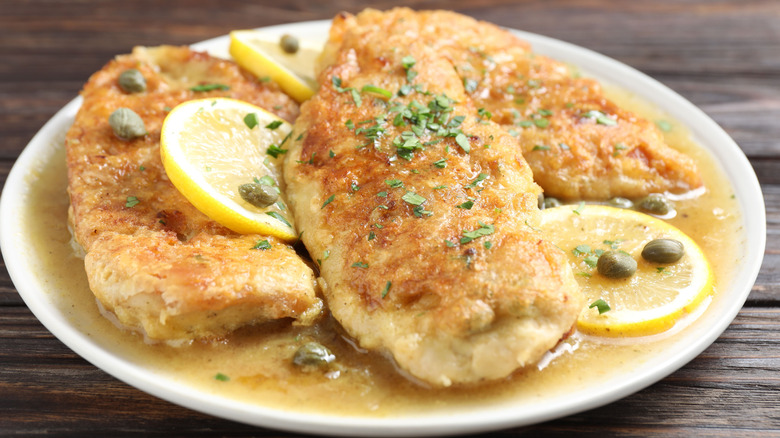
214;373;230;382
656;120;673;132
457;200;474;209
533;118;550;128
361;84;393;99
584;110;617;126
125;196;140;208
385;179;404;188
352;261;369;268
265;120;283;130
466;173;488;189
532;144;550;151
381;281;392;298
464;78;478;93
402;191;426;206
190;83;229;92
433;158;447;168
252;239;271;250
317;249;330;266
321;194;335;209
460;221;495;244
455;133;470;153
612;143;628;157
243;113;259;129
266;144;287;158
589;299;611;314
401;56;417;82
265;211;292;228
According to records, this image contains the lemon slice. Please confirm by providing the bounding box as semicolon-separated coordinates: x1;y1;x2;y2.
160;97;297;240
229;29;320;103
536;205;714;337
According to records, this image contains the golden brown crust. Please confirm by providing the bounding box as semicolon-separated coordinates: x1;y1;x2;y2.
319;8;703;200
67;46;321;342
285;21;582;386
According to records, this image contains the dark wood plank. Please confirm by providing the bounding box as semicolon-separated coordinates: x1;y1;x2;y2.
1;0;779;436
1;306;777;436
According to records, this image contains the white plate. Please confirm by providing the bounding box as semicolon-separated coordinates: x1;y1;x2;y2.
0;20;766;436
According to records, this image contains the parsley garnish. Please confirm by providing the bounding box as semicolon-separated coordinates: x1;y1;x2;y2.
656;120;673;132
125;196;139;208
381;281;392;298
244;113;259;129
533;145;550;151
613;143;628;157
190;83;229;92
368;231;376;241
455;133;470;153
352;261;369;268
266;144;287;158
401;56;417;82
385;179;404;188
457;200;474;209
321;194;335;209
433;158;447;168
214;373;230;382
402;191;426;206
573;201;585;215
584;110;617;126
460;221;495;244
361;84;393;99
589;299;611;314
317;249;330;266
265;120;283;130
533;118;550;128
464;78;478;93
466;173;488;189
252;239;271;250
265;211;291;228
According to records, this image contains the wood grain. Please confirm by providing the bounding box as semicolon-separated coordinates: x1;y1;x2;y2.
1;0;778;436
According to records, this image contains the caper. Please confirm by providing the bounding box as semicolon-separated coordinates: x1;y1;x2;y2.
108;107;147;139
597;250;637;279
292;342;335;368
637;193;674;216
543;197;561;209
118;68;146;93
238;183;278;208
280;34;299;54
608;197;633;209
642;238;685;264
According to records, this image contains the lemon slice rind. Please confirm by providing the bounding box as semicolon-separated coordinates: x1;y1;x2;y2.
229;30;318;103
537;205;714;338
160;97;297;241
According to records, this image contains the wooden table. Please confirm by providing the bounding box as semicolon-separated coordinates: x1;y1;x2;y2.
2;1;778;436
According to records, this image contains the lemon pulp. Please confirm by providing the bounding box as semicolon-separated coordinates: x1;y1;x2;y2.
536;205;714;337
229;30;320;103
160;97;297;240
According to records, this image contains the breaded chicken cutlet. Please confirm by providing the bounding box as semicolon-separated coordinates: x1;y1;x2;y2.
321;8;703;200
285;21;583;386
67;46;322;343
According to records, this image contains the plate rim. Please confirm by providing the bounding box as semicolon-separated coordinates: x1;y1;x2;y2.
0;18;766;437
